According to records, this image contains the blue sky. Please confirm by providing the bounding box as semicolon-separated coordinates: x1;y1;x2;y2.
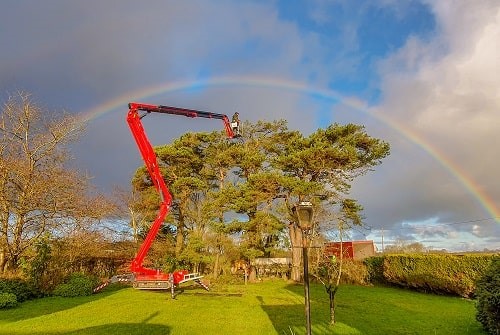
277;0;436;102
1;0;499;251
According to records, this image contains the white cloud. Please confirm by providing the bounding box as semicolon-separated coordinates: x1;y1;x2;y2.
372;0;500;224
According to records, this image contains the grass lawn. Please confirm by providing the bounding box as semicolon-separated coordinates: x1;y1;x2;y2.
0;280;484;335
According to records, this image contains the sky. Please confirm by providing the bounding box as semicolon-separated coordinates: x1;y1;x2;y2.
1;0;499;252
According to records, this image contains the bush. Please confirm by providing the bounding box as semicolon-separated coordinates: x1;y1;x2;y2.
0;278;38;302
340;260;370;285
364;256;385;284
25;238;53;293
210;273;245;286
381;254;492;297
475;256;500;335
0;292;18;309
52;273;99;297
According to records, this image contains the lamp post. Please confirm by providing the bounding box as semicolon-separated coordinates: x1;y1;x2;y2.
293;201;314;335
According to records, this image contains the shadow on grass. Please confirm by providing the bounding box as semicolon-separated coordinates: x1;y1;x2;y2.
258;283;363;335
1;323;171;335
140;282;243;299
256;283;306;334
280;282;484;335
283;282;306;296
0;283;128;323
65;323;171;335
259;300;305;334
179;284;243;297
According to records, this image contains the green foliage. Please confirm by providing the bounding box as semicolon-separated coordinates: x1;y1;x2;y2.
209;273;245;286
475;256;500;334
162;254;183;273
315;258;369;286
24;238;52;293
364;256;386;284
52;273;99;297
0;293;18;309
178;233;211;270
0;278;38;302
131;119;390;279
381;254;493;297
340;260;370;285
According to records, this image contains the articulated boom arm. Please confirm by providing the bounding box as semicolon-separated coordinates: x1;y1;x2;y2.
126;102;237;276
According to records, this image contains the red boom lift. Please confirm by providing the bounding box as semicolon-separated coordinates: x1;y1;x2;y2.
101;102;239;296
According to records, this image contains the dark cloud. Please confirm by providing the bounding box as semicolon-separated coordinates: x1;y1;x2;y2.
1;1;499;251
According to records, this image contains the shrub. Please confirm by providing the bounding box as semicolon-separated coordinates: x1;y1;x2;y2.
364;256;385;284
382;254;492;297
52;273;99;297
0;278;38;302
340;260;370;285
475;256;500;335
24;238;53;293
0;292;18;309
210;273;245;286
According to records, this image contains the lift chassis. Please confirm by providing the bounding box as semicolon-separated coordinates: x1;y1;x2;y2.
124;102;238;296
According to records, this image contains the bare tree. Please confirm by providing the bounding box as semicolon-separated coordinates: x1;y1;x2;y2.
111;185;146;244
384;240;426;253
312;198;363;325
0;92;106;273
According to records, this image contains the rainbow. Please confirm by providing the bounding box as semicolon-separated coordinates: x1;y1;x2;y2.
80;76;353;122
79;75;499;222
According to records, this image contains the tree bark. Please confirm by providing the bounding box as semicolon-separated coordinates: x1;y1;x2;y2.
0;249;6;273
212;245;221;278
289;224;303;282
329;288;336;324
175;223;184;257
175;208;185;257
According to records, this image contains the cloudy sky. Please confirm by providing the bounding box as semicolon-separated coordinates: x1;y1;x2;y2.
1;0;499;251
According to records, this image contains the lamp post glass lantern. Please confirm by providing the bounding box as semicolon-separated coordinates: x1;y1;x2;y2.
295;201;314;231
293;201;314;335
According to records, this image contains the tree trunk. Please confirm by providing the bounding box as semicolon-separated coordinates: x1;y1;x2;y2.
329;286;338;325
248;266;256;282
128;206;139;244
329;289;335;324
175;224;184;258
175;208;185;257
0;249;6;273
212;246;221;279
288;224;303;282
9;252;19;272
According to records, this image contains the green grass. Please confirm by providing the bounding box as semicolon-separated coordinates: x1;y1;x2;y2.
0;280;484;335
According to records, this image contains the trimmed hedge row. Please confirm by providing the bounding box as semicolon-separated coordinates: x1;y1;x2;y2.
0;292;18;309
365;254;494;297
0;278;38;303
52;272;100;297
475;256;500;335
1;272;101;308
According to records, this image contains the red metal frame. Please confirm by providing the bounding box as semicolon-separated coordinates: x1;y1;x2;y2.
127;102;236;284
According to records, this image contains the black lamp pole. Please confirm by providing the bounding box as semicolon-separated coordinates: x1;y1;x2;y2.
293;201;314;335
302;234;311;335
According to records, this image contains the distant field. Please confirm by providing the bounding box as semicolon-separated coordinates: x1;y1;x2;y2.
0;280;484;335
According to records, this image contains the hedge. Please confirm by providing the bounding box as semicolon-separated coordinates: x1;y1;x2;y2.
364;256;385;284
52;273;100;297
0;278;38;302
379;254;493;297
0;292;18;309
475;256;500;334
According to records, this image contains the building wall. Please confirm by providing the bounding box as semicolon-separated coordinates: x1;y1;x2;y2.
324;241;375;260
353;242;375;259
